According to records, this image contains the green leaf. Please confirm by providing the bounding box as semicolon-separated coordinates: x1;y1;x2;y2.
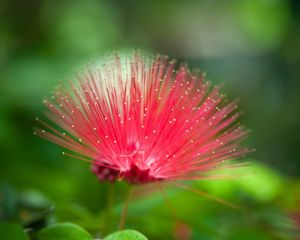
104;229;148;240
0;223;30;240
37;223;92;240
236;162;283;202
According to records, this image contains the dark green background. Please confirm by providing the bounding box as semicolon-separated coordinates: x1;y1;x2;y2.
0;0;300;239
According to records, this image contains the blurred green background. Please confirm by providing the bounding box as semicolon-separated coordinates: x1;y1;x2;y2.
1;0;300;239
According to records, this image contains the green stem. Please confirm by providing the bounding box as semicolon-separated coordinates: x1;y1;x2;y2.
118;186;134;230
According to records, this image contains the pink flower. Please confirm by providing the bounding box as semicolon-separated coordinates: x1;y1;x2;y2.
35;52;251;185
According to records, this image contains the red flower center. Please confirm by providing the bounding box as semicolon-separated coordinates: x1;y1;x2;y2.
91;162;162;184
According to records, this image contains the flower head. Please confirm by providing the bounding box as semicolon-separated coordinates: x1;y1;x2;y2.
35;52;250;184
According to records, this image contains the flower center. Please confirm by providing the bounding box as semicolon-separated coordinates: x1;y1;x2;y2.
121;163;160;184
91;162;162;184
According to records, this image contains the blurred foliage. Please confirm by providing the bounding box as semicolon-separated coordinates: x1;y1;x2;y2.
1;0;300;239
0;223;30;240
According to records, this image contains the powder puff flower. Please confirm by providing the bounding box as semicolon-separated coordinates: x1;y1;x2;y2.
35;52;251;185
